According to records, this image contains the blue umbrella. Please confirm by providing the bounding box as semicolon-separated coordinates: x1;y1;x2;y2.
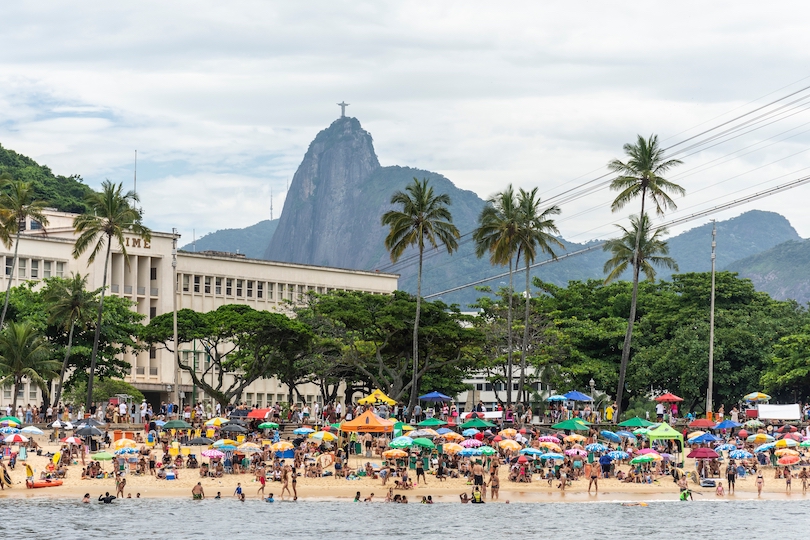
546;395;568;402
616;431;637;440
459;448;483;457
713;420;741;430
540;453;564;461
154;420;166;427
689;432;721;444
0;427;20;435
729;450;753;459
520;448;545;456
462;429;479;437
600;430;621;443
436;428;453;435
608;450;630;460
585;443;607;453
218;445;237;451
419;391;452;402
293;427;315;435
715;443;737;452
754;443;775;453
563;390;593;402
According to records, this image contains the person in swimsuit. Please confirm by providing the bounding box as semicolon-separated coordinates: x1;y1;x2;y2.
192;482;205;500
98;492;116;503
416;460;426;485
234;482;243;499
799;467;808;494
784;467;792;493
291;467;298;501
588;462;599;493
472;461;484;497
488;470;500;500
725;462;736;495
756;474;764;497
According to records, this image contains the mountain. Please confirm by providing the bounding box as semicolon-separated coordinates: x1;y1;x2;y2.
0;143;94;213
726;239;810;304
181;219;278;259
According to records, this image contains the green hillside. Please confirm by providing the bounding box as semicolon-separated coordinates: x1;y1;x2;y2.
182;219;279;259
0;143;94;213
725;239;810;304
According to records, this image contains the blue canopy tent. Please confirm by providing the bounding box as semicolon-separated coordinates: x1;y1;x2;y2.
689;432;721;444
419;391;452;402
563;391;593;402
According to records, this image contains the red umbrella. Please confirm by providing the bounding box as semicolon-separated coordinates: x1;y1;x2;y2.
689;419;717;429
778;455;800;466
492;435;503;443
738;429;749;439
655;393;683;402
777;425;798;433
247;408;272;419
687;448;719;459
782;433;801;441
517;455;529;463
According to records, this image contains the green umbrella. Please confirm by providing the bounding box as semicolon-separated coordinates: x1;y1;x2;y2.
629;455;655;465
389;436;414;449
162;420;192;429
92;451;114;460
618;416;655;428
633;428;649;436
460;418;496;429
417;417;447;427
0;416;22;425
330;423;342;430
479;445;497;456
258;422;279;430
412;437;436;449
551;418;591;431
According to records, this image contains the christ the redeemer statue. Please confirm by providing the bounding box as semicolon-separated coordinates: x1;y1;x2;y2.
337;101;349;117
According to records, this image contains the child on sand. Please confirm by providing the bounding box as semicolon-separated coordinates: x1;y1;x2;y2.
715;481;724;496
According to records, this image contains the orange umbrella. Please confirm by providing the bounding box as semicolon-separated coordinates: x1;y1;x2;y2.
775;448;799;457
778;455;800;466
382;449;408;459
499;440;521;451
442;442;464;454
442;432;464;442
499;428;517;438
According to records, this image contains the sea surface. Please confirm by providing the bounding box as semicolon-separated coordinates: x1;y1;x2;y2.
0;498;808;538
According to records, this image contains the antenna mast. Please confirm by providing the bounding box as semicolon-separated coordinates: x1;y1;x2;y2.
134;150;137;193
270;187;273;221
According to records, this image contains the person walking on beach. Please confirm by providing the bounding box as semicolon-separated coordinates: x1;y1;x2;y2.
800;467;808;494
280;465;292;499
725;462;736;495
416;458;427;485
257;466;267;497
192;482;205;500
784;467;792;493
756;473;764;497
234;482;243;499
115;474;126;499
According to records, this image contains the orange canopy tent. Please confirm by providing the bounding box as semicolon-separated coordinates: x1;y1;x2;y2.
340;410;395;433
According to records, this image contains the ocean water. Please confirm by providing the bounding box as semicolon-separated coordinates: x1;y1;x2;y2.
0;498;807;538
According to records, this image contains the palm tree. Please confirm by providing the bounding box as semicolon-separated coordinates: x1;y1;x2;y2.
44;273;99;408
0;176;50;331
473;185;520;406
381;178;460;412
0;321;59;411
72;180;151;411
603;214;678;284
608;134;684;420
515;187;563;404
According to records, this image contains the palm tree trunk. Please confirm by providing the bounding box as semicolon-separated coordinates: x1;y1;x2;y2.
86;239;112;412
408;244;423;414
518;256;531;404
0;228;22;330
506;258;514;407
615;191;647;421
12;377;20;411
52;319;76;408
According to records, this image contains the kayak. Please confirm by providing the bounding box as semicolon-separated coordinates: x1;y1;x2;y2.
26;479;63;489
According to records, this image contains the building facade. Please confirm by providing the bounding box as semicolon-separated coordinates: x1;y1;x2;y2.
0;209;399;410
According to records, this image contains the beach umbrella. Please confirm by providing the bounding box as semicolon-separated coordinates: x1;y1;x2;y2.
418;391;452;402
436;427;453;435
292;427;315;435
689;433;721;444
521;448;545;456
76;418;107;428
480;445;497;456
408;429;439;438
516;455;530;464
538;441;562;452
743;392;770;401
616;431;637;441
715;444;737;452
729;450;753;459
257;422;279;430
540;453;564;461
563;390;593;402
460;439;482;448
416;418;447;427
460;418;496;429
754;443;776;453
600;430;621;443
238;442;262;453
778;455;800;466
113;438;136;449
800;440;810;448
565;449;587;457
499;428;518;438
75;426;103;437
20;426;43;435
51;420;73;429
0;427;19;435
689;418;717;429
538;435;561;443
552;418;591;431
462;428;479;437
781;433;802;442
186;437;214;446
61;436;83;445
204;417;230;427
0;420;19;428
3;433;28;443
442;432;464;442
442;443;463;454
713;420;741;430
655;393;683;402
162;420;192;430
546;395;568;402
564;434;586;443
309;431;336;442
747;434;775;444
777;425;798;433
774;438;798;448
218;445;237;451
632;428;649;436
498;440;521;452
630;455;656;464
213;439;238;447
637;448;660;455
687;431;706;440
687;448;719;459
608;451;630;460
737;429;749;439
201;449;224;459
459;448;483;457
585;443;607;453
618;416;655;428
220;424;247;434
412;437;436;449
91;451;114;460
775;448;799;457
114;448;137;455
744;420;764;429
383;449;408;459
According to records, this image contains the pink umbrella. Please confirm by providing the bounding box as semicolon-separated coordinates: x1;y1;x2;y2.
3;433;28;444
638;448;660;455
538;436;561;443
61;436;83;445
460;439;483;448
201;449;224;459
565;449;587;457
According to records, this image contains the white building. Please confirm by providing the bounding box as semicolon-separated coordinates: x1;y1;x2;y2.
0;209;399;410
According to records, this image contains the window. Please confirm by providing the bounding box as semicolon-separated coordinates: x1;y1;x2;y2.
215;277;222;295
278;284;284;300
246;393;253;407
287;284;294;302
317;287;324;294
485;383;493;391
193;275;200;293
297;285;305;302
476;383;483;391
4;258;10;277
2;385;10;399
226;278;233;296
204;276;211;294
18;259;26;279
149;307;157;319
149;346;157;359
182;275;190;292
257;282;264;299
150;267;157;281
30;260;38;279
182;351;190;363
16;386;23;398
267;283;273;300
29;387;37;400
30;219;42;230
44;261;51;278
247;280;254;298
236;279;243;297
56;262;64;278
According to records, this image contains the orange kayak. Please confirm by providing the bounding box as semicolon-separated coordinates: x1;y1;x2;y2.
26;479;63;489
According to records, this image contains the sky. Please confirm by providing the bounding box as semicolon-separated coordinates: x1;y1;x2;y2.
3;1;810;246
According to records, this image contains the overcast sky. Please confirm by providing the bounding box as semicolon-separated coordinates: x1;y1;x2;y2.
3;1;810;246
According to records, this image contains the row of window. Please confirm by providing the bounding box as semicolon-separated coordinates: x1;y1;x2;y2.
2;384;39;401
472;382;544;392
4;257;65;280
179;274;340;302
244;393;320;408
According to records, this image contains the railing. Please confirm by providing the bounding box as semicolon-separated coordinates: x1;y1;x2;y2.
111;284;120;293
124;285;133;294
150;287;158;296
136;367;145;375
137;286;146;295
149;367;158;376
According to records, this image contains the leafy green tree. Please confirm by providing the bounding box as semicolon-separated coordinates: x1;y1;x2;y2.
72;180;151;410
65;379;144;405
382;178;460;412
474;185;520;405
603;214;677;284
43;274;98;407
0;321;59;410
762;329;810;399
0;176;50;331
608;134;684;417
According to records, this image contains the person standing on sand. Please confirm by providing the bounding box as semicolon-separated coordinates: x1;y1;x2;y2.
257;466;266;497
588;461;599;493
488;470;500;500
725;462;736;494
192;482;205;500
472;461;485;499
800;467;808;494
115;474;126;499
280;464;292;499
785;467;792;493
756;473;764;497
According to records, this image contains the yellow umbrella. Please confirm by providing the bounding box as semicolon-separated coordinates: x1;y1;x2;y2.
564;434;586;443
538;442;562;452
382;449;408;459
442;432;464;442
775;448;799;457
442;442;464;454
357;389;396;406
212;439;237;447
401;425;415;432
309;431;337;442
113;439;136;449
687;431;705;440
499;440;521;451
238;442;261;451
205;417;229;427
271;441;294;452
499;428;517;438
774;439;799;448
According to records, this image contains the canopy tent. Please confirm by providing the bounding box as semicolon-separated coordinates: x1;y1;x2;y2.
247;408;273;419
646;422;684;465
340;410;395;433
563;390;593;402
419;391;452;402
357;389;396;406
551;418;591;431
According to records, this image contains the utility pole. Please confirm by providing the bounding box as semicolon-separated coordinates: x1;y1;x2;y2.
707;220;716;418
172;228;180;416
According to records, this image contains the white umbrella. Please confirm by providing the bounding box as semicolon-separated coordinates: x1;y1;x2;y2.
20;426;44;435
51;421;74;429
